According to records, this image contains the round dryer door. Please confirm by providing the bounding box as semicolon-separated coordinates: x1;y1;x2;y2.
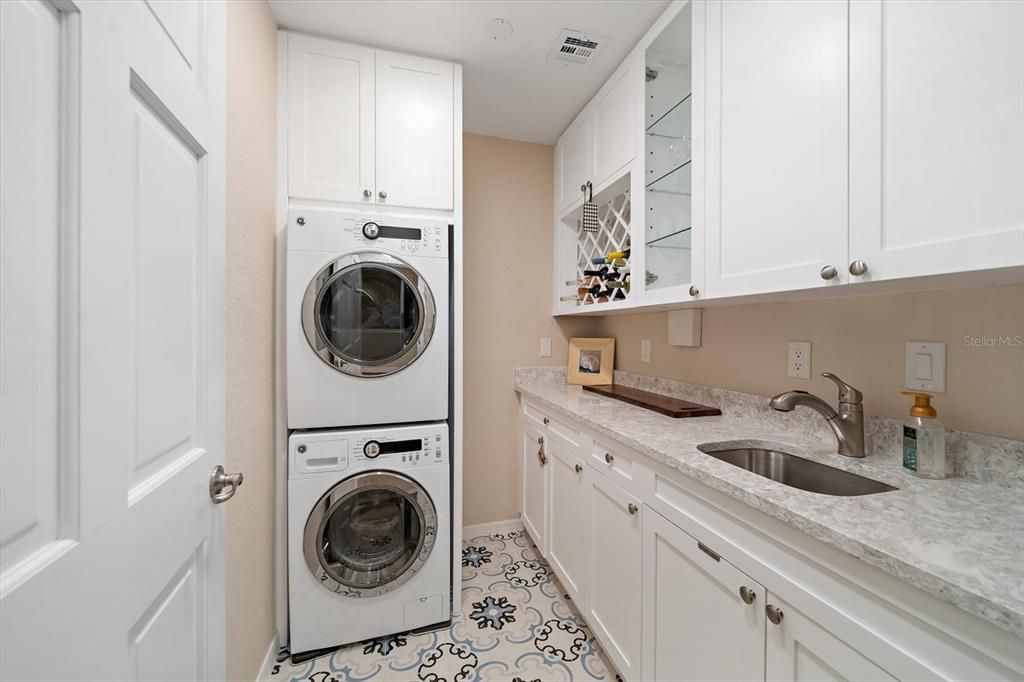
302;253;436;377
304;471;438;597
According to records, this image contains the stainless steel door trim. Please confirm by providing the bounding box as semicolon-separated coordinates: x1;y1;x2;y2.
303;471;438;598
301;252;437;378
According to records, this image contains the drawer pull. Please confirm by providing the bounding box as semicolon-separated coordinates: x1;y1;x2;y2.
627;503;638;515
543;417;550;425
766;604;784;625
697;542;721;562
739;586;756;605
604;452;614;464
574;463;583;474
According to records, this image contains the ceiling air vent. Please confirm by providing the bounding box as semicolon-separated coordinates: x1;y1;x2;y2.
548;29;607;66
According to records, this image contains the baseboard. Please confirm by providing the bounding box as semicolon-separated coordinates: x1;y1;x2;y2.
462;518;523;538
256;633;281;682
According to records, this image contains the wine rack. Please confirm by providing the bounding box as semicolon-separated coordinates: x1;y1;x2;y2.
574;188;632;306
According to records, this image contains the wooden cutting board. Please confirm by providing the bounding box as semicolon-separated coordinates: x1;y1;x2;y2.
583;384;722;418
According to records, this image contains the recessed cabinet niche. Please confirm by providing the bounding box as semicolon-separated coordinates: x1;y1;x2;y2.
286;33;455;210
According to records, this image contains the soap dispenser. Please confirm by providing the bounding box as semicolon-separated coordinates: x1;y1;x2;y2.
900;391;946;479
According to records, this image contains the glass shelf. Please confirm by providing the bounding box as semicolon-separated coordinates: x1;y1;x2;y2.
645;159;691;196
646;92;692;139
646;226;692;249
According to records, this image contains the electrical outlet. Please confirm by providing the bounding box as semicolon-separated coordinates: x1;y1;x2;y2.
641;339;652;364
788;341;811;379
540;337;552;358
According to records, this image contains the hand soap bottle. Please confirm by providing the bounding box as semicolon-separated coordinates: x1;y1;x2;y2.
900;391;946;479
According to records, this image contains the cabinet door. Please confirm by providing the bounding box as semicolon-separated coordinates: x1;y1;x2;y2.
375;51;454;210
287;34;375;203
520;422;548;553
592;59;637;188
849;0;1024;281
548;440;588;607
765;594;896;682
642;509;765;682
557;114;593;213
704;0;848;297
587;470;642;680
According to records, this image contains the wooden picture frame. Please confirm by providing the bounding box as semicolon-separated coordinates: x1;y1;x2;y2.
567;337;615;386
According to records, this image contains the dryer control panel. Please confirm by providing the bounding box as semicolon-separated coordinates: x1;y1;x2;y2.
289;422;448;479
287;209;449;258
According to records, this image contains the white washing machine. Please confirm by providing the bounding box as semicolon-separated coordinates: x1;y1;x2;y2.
288;422;451;654
286;208;449;429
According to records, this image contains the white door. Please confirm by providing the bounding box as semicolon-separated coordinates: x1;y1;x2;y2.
765;594;896;682
592;59;637;188
547;439;588;607
0;1;230;679
705;0;849;297
586;470;643;680
848;0;1024;282
375;50;454;210
642;509;765;682
520;421;548;552
287;33;375;204
557;113;593;213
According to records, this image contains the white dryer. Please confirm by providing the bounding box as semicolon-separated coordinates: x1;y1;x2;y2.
286;208;449;429
288;422;451;654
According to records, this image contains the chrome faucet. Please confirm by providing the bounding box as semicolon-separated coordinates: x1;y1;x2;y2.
770;372;866;458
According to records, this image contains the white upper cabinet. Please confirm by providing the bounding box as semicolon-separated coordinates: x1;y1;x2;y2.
592;59;638;189
287;34;375;204
848;0;1024;282
704;0;849;298
556;114;592;213
375;51;454;210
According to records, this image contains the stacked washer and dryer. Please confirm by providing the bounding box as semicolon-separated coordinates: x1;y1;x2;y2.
285;209;454;655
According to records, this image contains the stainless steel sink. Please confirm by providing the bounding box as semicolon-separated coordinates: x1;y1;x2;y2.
697;444;897;496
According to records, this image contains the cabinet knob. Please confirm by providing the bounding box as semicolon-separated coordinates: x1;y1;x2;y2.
362;189;372;199
849;260;869;276
627;503;638;515
543;417;550;425
580;183;588;193
820;265;837;280
537;435;544;445
378;191;388;200
575;463;583;474
766;604;784;625
604;452;614;464
688;285;700;297
739;586;756;605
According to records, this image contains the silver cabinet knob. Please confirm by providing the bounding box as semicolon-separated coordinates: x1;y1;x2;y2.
543;417;550;425
627;503;639;515
766;604;784;625
537;436;544;445
209;465;244;504
820;265;837;280
581;183;588;192
604;452;614;464
362;189;372;199
688;285;700;297
378;191;388;200
849;260;869;276
739;586;756;605
574;463;583;474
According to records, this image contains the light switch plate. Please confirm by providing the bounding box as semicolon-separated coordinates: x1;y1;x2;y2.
540;337;552;358
905;341;946;393
641;339;652;364
788;341;811;379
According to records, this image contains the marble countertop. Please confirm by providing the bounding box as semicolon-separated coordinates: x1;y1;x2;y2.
514;371;1024;637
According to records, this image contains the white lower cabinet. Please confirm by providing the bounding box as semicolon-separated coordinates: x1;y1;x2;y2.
547;439;588;606
642;508;765;682
520;421;548;553
586;469;643;680
764;593;896;682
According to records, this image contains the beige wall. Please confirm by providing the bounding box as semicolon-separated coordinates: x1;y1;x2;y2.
591;285;1024;439
463;133;596;526
226;1;277;679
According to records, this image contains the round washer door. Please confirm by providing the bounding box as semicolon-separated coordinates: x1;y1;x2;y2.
304;471;438;597
302;252;436;377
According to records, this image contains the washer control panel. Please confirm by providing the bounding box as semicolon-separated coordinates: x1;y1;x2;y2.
290;422;448;479
287;209;449;257
353;428;447;467
348;218;446;255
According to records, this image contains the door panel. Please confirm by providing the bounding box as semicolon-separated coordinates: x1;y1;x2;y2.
705;0;848;297
0;1;227;679
287;33;375;203
849;0;1024;280
520;421;548;552
548;440;588;605
375;51;454;210
557;115;592;213
593;60;637;187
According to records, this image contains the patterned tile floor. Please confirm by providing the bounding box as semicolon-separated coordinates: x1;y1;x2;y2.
270;527;619;682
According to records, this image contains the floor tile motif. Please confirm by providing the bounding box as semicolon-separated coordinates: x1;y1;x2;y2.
271;528;619;682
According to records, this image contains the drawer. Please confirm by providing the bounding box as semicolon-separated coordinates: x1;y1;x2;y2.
589;437;652;499
522;401;582;451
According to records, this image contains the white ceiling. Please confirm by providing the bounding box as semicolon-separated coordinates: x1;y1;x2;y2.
268;0;670;145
